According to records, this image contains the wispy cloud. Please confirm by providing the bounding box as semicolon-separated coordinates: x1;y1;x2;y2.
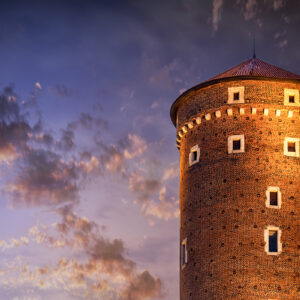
212;0;224;32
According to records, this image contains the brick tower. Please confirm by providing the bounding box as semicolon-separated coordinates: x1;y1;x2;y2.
170;57;300;299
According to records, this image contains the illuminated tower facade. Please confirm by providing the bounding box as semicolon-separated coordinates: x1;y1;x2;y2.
170;57;300;299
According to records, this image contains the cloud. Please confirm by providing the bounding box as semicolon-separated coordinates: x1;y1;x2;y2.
212;0;224;32
5;207;164;299
128;172;179;221
53;85;72;97
0;86;21;123
0;236;29;251
243;0;257;21
142;54;178;89
129;172;160;205
124;134;147;160
35;82;42;90
143;186;179;221
120;270;163;300
274;31;288;48
4;149;80;207
273;0;285;11
56;128;75;151
151;101;158;109
162;165;179;181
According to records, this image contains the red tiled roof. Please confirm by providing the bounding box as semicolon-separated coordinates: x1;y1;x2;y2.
209;57;300;81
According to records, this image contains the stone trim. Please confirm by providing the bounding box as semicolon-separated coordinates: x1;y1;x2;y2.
175;106;299;150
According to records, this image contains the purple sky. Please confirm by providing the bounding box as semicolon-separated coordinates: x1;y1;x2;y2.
0;0;299;299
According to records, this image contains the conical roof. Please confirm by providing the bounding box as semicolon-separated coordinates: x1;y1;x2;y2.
209;57;300;80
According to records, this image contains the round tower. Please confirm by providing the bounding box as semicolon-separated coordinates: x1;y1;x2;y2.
170;57;300;299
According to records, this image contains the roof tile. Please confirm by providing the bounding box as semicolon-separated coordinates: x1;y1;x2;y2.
209;57;300;80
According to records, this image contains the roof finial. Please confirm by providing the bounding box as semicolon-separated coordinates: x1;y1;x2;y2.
253;37;256;58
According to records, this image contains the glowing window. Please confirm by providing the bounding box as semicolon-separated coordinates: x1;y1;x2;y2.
228;135;245;154
266;186;281;209
284;88;299;106
284;137;300;157
233;92;240;101
189;145;200;166
228;87;244;104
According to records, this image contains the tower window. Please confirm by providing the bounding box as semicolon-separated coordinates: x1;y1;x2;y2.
264;226;282;255
189;145;200;166
288;142;296;152
284;88;299;106
228;135;245;154
289;95;295;103
228;86;245;104
181;238;187;268
284;137;300;157
266;186;281;209
233;139;241;150
269;230;278;252
270;192;278;206
233;92;240;100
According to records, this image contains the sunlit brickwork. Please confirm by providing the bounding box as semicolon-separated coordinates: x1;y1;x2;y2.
170;60;300;299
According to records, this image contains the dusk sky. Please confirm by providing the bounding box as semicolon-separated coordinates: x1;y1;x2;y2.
0;1;299;299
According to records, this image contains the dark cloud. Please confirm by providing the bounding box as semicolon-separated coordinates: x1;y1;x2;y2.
129;172;160;204
56;128;75;151
68;112;108;131
121;270;163;300
53;84;73;98
50;206;163;298
5;149;80;207
0;85;20;122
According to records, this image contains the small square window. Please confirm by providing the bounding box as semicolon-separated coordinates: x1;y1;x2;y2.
266;186;281;209
264;226;282;255
228;135;245;154
284;88;299;106
233;92;240;100
284;137;300;157
232;139;241;150
189;145;200;166
289;95;295;103
288;142;296;152
228;87;244;104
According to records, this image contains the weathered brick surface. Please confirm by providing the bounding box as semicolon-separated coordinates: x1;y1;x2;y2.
176;79;299;128
176;80;300;300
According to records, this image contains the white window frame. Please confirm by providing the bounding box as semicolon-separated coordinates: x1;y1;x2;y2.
189;145;200;166
181;238;187;268
228;86;245;104
284;88;299;106
264;226;282;255
228;134;245;154
284;137;300;157
265;186;281;209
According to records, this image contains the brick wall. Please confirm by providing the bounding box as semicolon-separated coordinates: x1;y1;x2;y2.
177;80;300;300
176;79;299;128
